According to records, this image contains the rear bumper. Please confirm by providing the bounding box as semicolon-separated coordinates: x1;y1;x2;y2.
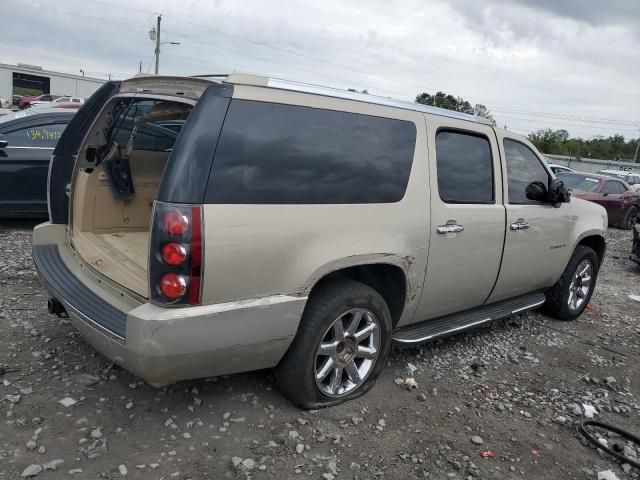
32;222;306;385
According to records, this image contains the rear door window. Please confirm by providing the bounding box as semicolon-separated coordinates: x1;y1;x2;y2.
435;130;494;204
504;139;550;204
206;100;416;204
603;181;626;194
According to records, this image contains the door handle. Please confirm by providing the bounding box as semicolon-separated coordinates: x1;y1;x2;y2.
437;224;464;234
510;222;530;230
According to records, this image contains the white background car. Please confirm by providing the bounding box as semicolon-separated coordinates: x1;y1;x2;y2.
597;169;640;191
547;163;575;174
31;96;85;108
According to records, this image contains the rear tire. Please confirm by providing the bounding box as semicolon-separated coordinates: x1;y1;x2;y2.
543;245;599;321
622;206;638;230
276;279;392;409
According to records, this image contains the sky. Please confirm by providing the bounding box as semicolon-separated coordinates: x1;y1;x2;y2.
1;0;639;139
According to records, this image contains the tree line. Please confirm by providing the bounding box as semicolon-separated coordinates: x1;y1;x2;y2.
415;91;638;161
416;91;496;125
526;128;637;161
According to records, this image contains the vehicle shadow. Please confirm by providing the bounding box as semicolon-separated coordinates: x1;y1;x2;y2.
0;218;45;232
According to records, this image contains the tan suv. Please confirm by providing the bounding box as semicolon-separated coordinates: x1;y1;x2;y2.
33;74;607;408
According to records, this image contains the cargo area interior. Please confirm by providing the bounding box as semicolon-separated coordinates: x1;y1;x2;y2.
70;97;193;298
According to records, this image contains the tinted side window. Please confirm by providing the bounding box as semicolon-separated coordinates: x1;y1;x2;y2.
603;181;626;194
435;130;494;204
504;139;550;204
4;122;66;148
206;100;416;204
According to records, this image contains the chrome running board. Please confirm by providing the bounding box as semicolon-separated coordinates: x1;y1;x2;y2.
392;292;546;345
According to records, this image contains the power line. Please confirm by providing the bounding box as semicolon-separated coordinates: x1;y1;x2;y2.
504;122;639;139
491;106;639;126
497;115;639;135
4;0;149;30
7;0;639;135
75;0;438;94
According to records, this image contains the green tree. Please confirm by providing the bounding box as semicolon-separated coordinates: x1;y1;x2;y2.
527;128;568;154
527;128;639;162
415;91;495;125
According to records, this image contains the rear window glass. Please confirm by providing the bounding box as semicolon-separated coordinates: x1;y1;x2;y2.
557;173;601;192
205;100;416;204
112;100;183;152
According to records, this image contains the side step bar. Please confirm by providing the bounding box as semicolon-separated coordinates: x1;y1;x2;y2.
392;292;546;345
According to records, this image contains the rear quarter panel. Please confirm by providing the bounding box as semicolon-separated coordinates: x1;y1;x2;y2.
201;86;429;325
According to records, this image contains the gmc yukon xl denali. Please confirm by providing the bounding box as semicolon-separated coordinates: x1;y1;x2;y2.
33;74;607;408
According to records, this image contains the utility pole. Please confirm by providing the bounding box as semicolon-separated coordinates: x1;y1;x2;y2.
634;137;639;163
154;15;161;75
139;60;142;73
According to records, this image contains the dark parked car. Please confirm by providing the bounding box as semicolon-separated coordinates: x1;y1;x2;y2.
0;108;75;217
557;172;640;229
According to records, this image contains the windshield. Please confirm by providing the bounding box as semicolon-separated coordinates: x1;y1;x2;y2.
557;173;601;192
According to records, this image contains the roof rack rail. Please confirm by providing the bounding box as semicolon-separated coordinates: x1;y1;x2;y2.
267;77;492;125
201;73;493;125
191;74;231;78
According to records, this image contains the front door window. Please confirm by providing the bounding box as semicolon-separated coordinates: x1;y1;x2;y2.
504;139;550;204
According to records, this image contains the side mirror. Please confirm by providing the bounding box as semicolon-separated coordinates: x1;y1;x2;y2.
548;179;571;208
525;181;548;202
0;134;7;149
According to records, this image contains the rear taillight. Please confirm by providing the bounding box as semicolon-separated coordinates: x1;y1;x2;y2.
160;273;187;299
149;201;203;306
161;242;188;265
164;211;189;236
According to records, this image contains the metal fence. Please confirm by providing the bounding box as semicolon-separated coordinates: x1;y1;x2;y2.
545;154;637;174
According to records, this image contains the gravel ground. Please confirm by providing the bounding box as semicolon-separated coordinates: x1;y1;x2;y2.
1;222;639;480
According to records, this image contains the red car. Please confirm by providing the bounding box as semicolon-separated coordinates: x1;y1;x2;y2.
557;172;640;229
19;94;62;109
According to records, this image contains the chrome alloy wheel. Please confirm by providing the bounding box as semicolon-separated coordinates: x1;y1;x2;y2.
568;259;593;311
314;308;381;397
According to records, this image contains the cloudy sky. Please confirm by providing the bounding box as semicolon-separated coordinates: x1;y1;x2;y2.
2;0;639;139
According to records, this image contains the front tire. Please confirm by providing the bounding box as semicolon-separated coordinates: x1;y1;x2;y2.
543;245;599;321
276;279;392;409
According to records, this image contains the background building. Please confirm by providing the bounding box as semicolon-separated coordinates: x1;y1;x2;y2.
0;62;106;100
